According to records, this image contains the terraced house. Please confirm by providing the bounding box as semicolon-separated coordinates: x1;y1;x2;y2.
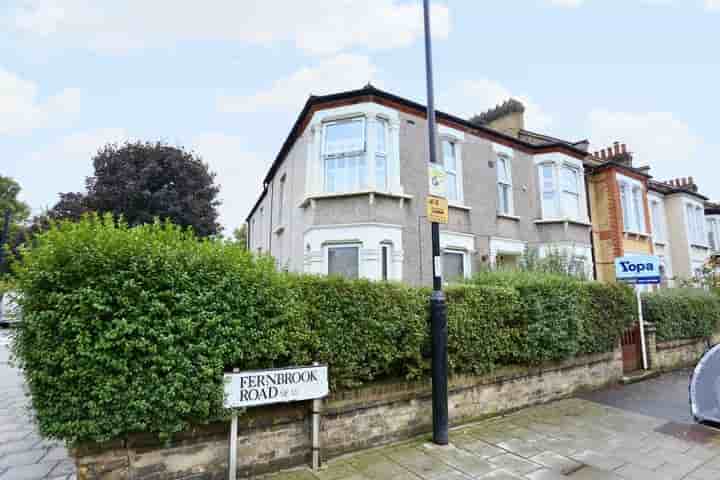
585;143;656;284
246;85;594;285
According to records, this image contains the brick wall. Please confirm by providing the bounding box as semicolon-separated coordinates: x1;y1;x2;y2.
74;348;623;480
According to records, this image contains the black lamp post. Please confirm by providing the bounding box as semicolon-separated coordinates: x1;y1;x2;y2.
422;0;449;446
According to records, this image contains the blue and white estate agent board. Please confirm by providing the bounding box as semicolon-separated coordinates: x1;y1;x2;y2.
224;365;329;480
615;255;661;370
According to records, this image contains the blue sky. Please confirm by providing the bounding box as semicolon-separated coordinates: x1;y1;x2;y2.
2;0;719;234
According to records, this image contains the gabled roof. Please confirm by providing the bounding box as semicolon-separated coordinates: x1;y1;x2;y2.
246;85;591;222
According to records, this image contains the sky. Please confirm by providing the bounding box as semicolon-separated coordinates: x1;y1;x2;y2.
2;0;720;235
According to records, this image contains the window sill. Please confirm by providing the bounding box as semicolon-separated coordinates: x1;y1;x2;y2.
623;231;650;239
448;202;472;211
534;218;591;227
300;190;413;207
497;213;520;221
653;239;668;246
690;243;710;250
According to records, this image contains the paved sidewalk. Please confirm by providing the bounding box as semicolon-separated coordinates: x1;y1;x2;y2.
265;398;720;480
0;329;76;480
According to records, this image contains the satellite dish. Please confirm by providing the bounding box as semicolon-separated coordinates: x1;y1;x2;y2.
690;343;720;425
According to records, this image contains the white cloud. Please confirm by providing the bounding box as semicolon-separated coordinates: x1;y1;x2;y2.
0;67;81;135
587;109;717;194
705;0;720;11
545;0;585;7
8;0;450;55
218;54;380;114
441;77;553;130
15;128;128;212
191;133;271;234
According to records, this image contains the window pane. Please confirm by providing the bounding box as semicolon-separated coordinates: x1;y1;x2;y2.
376;119;387;154
324;119;365;156
652;202;662;241
375;154;387;191
687;205;695;242
443;141;456;171
497;157;509;183
541;165;557;217
498;184;510;214
357;156;368;190
632;188;644;232
562;192;580;220
325;158;336;192
442;252;464;282
328;246;359;279
561;167;578;194
621;184;631;230
447;172;458;201
381;245;389;280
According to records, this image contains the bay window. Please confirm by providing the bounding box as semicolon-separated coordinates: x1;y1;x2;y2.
538;161;584;221
496;154;513;215
323;118;367;193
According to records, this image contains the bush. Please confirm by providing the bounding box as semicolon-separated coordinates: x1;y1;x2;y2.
12;217;637;444
643;288;720;342
578;282;636;354
12;216;298;443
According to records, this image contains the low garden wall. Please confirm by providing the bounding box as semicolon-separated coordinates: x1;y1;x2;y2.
74;348;622;479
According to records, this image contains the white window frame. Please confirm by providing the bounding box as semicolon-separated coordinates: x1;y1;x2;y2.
442;139;461;203
650;198;666;243
685;201;706;246
617;175;646;234
560;165;581;222
708;218;717;251
326;243;361;279
374;117;388;192
306;103;402;198
496;153;513;215
441;249;467;283
535;155;587;222
322;117;368;194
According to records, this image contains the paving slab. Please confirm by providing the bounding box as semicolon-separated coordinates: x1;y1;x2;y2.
0;331;76;480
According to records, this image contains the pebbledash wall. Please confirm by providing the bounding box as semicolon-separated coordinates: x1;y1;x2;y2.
74;348;624;480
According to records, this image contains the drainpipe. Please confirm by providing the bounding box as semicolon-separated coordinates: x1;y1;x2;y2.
584;170;598;280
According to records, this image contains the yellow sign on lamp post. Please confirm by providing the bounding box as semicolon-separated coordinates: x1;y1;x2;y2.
427;196;449;224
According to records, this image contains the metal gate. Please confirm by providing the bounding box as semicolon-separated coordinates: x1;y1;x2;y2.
621;324;642;373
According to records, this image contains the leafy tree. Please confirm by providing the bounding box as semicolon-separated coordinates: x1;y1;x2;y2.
47;192;92;221
0;176;31;275
79;141;222;236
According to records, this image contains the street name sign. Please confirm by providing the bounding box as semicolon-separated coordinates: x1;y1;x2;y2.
223;365;328;409
427;196;449;224
615;255;661;285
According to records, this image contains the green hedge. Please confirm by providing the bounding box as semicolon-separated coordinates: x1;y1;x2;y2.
12;217;636;443
643;288;720;342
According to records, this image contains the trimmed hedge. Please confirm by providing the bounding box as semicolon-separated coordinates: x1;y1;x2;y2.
643;288;720;342
12;217;636;443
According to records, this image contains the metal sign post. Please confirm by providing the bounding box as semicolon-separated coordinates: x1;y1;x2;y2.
615;255;661;371
422;0;449;446
224;365;329;479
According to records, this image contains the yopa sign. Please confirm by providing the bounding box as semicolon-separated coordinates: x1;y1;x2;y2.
615;255;661;285
223;365;328;409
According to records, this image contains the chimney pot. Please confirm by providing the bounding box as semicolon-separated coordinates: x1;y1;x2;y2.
613;142;620;155
621;144;627;154
600;150;606;159
606;147;613;158
689;176;695;185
